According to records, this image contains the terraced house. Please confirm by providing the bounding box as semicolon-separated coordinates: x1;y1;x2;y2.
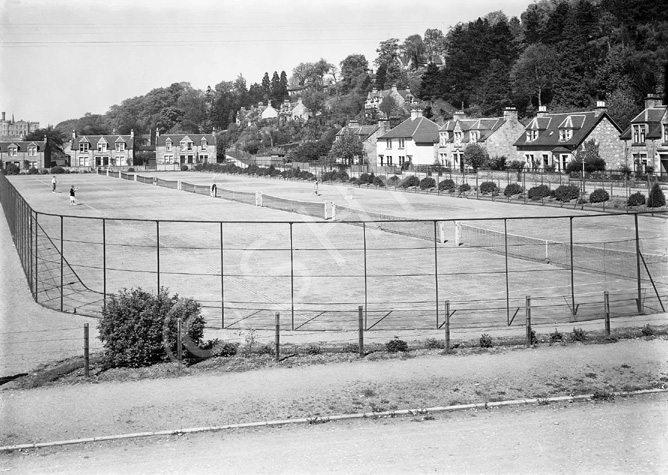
438;107;524;172
155;131;216;166
0;137;50;170
67;131;134;168
620;94;668;176
513;103;624;172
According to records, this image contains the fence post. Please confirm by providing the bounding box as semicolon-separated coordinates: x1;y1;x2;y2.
526;295;532;347
358;305;364;357
290;223;295;330
102;218;107;312
156;221;161;292
604;291;610;337
60;215;64;312
363;223;368;328
177;318;182;369
504;219;510;326
634;214;643;313
569;217;576;321
220;222;225;329
84;323;90;377
444;300;450;353
275;312;280;362
34;212;38;302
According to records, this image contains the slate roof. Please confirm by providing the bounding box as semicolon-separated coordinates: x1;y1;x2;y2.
379;116;439;143
440;117;506;143
156;134;216;146
514;111;619;149
619;107;668;140
0;140;47;152
71;135;134;148
336;124;379;141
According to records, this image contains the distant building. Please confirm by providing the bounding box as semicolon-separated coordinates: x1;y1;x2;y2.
0;112;40;140
155;130;217;166
365;86;418;119
0;137;50;170
334;119;391;165
376;109;440;167
619;94;668;175
67;130;135;168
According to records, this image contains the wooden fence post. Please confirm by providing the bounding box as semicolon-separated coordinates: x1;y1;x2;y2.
604;291;610;337
526;295;532;347
275;312;280;362
84;323;90;378
445;300;451;353
358;305;364;357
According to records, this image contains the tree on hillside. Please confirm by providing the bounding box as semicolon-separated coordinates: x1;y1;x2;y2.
477;59;513;116
261;72;271;101
419;62;443;102
379;94;401;119
340;54;369;94
606;87;641;132
463;143;489;170
329;129;365;165
423;28;446;63
569;139;606;173
510;43;558;108
401;34;426;70
24;126;68;164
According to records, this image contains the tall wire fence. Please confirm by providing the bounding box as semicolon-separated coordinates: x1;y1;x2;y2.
1;171;666;335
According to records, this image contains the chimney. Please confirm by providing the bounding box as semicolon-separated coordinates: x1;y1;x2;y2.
594;100;607;117
378;119;391;133
348;119;359;127
155;127;159;139
453;110;467;121
644;93;663;109
503;107;518;122
44;135;47;143
537;105;548;118
72;129;76;139
130;129;134;138
1;112;4;121
410;108;423;120
391;85;398;93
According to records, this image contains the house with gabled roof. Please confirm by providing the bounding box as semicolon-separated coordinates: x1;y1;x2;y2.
438;107;524;172
334;119;391;165
365;86;418;119
68;131;134;168
155;130;216;166
620;94;668;175
0;137;50;170
376;109;439;167
513;102;624;172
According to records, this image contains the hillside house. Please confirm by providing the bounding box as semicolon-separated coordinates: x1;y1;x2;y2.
365;86;417;119
155;131;216;165
513;103;623;172
334;119;391;165
619;94;668;175
376;109;439;167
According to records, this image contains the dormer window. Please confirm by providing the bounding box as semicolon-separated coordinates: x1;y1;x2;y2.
663;124;668;143
470;131;478;143
115;142;125;152
559;129;573;141
632;124;646;143
8;145;17;156
201;138;208;149
28;145;37;156
439;133;447;146
79;142;90;152
454;131;462;143
181;140;193;151
166;139;172;151
526;129;539;142
97;141;107;152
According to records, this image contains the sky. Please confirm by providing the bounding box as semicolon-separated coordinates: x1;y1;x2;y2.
0;0;533;128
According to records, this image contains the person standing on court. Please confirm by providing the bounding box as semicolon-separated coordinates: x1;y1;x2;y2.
314;179;319;195
69;185;78;205
210;183;217;198
52;176;57;193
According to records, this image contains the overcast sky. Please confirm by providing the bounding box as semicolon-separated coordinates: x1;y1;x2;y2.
0;0;532;127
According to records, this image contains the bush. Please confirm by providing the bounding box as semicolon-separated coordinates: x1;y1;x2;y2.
507;160;525;171
127;167;135;173
479;334;493;348
479;181;499;195
39;168;50;174
342;343;360;353
420;177;436;190
180;165;189;171
528;184;551;200
358;173;371;185
647;183;666;208
627;192;646;207
201;339;239;357
300;343;322;355
98;287;205;368
503;183;523;197
27;167;39;175
571;327;587;342
438;179;456;192
588;188;609;203
385;338;408;353
553;184;580;202
549;328;564;343
50;166;66;174
458;183;471;193
401;175;420;188
424;338;444;349
387;175;400;187
372;175;386;187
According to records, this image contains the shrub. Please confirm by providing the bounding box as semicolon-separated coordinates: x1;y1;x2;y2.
127;167;135;173
98;287;205;368
201;339;239;357
589;188;610;203
39;168;50;174
549;328;564;343
385;338;408;353
424;338;444;349
348;177;358;185
401;175;420;188
420;177;436;190
180;165;189;171
627;192;646;207
438;179;456;192
641;324;654;336
458;183;471;193
27;167;39;175
507;160;525;171
571;327;587;342
479;181;498;195
50;166;66;174
528;184;551;200
647;183;666;208
372;175;386;187
342;343;360;353
503;183;523;197
553;184;580;202
301;343;322;355
358;173;371;185
479;334;493;348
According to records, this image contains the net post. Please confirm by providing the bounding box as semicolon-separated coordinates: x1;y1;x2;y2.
634;214;643;313
102;218;107;313
220;222;225;329
60;215;64;312
439;222;445;244
525;295;532;347
156;221;160;292
604;291;610;337
504;218;510;326
290;222;295;330
363;223;368;329
84;323;90;378
569;217;575;321
275;312;280;362
444;300;450;353
358;305;364;358
34;212;38;303
433;220;439;328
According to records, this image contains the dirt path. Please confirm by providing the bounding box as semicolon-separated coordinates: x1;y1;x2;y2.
2;338;667;447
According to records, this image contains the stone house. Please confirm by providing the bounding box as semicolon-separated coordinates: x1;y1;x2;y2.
365;86;417;119
334;119;391;165
0;112;40;140
0;137;50;170
438;107;524;172
376;109;439;167
513;103;624;172
155;131;216;165
619;94;668;175
68;131;134;168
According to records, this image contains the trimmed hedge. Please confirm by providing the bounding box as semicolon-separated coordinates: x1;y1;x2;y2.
528;184;551;200
387;175;400;187
479;181;499;195
458;183;471;193
589;188;610;203
373;175;386;187
419;177;436;190
51;166;66;174
648;183;666;207
503;183;523;197
553;184;580;202
438;179;456;192
628;192;646;207
401;175;420;188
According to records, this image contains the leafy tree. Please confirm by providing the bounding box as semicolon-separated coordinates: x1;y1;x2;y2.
463;143;489;170
401;34;426;70
423;28;446;62
379;94;400;118
261;72;271;101
570;139;606;173
511;44;558;108
340;54;369;94
329;129;364;165
477;59;512;116
24;126;67;155
289;140;330;162
375;38;400;67
419;62;442;102
647;183;666;208
606;87;641;131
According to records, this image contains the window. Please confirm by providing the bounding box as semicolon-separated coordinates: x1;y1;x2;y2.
28;146;37;156
663;125;668;143
166;140;172;152
115;142;125;152
399;156;405;165
632;125;646;143
633;153;648;171
559;129;573;141
387;156;393;165
454;131;462;143
560;155;569;171
526;129;538;142
29;161;37;169
8;146;17;156
439;134;447;146
181;141;193;151
398;138;405;149
79;142;89;152
386;139;392;149
98;142;107;152
201;139;208;149
470;132;478;143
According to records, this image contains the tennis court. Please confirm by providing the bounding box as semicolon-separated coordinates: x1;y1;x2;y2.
3;171;666;333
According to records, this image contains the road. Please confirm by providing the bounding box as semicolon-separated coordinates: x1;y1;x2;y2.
2;392;667;474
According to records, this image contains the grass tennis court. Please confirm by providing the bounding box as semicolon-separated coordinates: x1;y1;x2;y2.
4;171;667;333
